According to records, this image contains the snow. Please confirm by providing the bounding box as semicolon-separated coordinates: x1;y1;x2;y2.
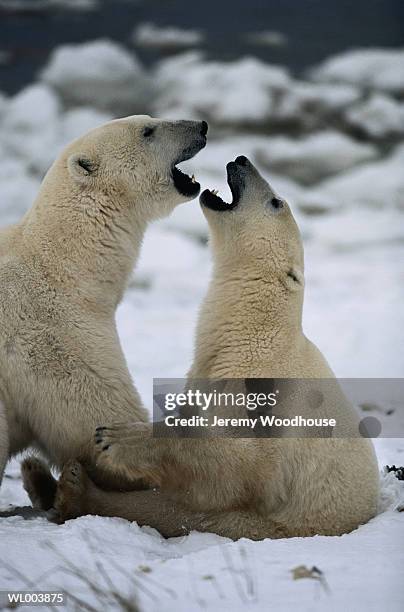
310;47;404;96
153;54;362;130
277;81;362;129
0;88;111;179
0;92;8;116
1;41;404;610
244;30;288;47
345;94;404;139
133;23;205;49
0;461;403;611
41;40;151;115
153;52;291;124
0;160;40;224
0;84;61;174
0;0;99;12
300;143;404;212
2;84;60;130
255;131;377;184
61;107;113;143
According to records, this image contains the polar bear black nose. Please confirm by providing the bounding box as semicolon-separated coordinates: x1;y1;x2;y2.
200;121;208;137
235;155;248;166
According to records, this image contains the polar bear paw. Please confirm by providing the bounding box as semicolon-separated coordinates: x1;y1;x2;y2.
21;456;57;511
94;422;159;481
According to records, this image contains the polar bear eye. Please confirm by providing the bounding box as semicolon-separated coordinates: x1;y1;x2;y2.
265;197;284;213
270;197;283;209
143;126;155;138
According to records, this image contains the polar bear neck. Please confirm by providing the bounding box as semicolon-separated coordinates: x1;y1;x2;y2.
189;263;306;379
19;171;147;313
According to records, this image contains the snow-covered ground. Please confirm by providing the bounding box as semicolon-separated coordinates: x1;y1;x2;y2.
0;41;403;611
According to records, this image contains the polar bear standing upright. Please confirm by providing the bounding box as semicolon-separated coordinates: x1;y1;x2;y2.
51;156;379;540
0;115;207;498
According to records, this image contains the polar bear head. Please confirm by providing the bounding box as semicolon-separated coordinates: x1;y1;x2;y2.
59;115;208;223
200;156;304;295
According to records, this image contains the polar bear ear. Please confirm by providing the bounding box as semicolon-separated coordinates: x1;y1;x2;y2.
284;266;304;292
67;153;98;183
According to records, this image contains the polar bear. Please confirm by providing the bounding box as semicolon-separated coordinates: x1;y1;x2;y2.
0;115;207;499
0;400;8;486
44;157;379;539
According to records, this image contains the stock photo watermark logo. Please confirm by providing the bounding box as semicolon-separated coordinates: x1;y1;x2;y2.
0;592;66;607
152;378;404;438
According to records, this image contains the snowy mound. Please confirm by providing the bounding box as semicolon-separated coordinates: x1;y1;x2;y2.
378;468;404;513
60;107;113;143
133;23;204;49
0;159;40;223
255;131;377;184
0;0;98;12
300;143;404;211
0;86;112;224
310;47;404;96
0;83;112;179
0;84;61;174
41;39;152;115
345;94;404;139
275;81;361;129
244;30;288;47
153;53;365;130
153;52;291;124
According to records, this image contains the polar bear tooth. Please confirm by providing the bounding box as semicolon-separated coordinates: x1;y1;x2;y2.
211;189;219;195
191;174;196;183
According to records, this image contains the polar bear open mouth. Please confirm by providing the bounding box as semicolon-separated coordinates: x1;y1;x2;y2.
171;129;208;199
172;164;201;198
200;155;247;211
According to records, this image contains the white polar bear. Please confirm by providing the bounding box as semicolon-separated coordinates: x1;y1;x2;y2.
0;401;8;485
50;156;379;540
0;114;207;496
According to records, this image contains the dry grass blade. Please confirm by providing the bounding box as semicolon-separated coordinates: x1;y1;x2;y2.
291;565;330;593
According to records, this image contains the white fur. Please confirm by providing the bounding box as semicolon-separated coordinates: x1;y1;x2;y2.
74;159;380;539
0;114;205;490
0;400;8;485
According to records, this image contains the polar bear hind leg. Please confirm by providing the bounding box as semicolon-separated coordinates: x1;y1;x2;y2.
21;456;57;511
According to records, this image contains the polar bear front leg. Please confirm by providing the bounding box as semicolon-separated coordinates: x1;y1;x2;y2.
1;401;34;488
94;422;165;485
